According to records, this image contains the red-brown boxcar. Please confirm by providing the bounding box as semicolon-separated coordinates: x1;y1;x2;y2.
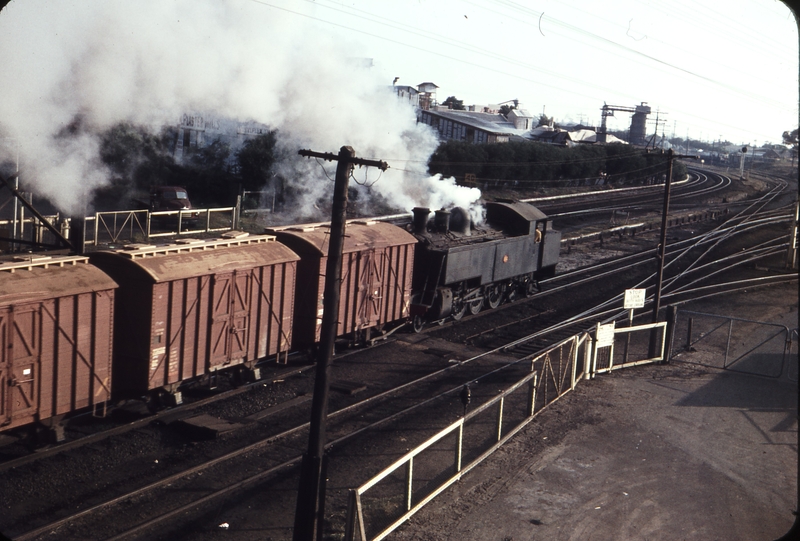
0;255;117;436
89;233;298;399
267;220;416;350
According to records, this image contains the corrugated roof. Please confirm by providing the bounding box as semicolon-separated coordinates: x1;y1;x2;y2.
0;259;117;305
422;110;531;137
90;236;300;283
268;222;417;257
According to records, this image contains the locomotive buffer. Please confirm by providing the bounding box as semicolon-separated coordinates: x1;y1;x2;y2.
293;147;388;541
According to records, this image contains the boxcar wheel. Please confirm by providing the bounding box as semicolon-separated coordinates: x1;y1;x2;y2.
412;315;425;333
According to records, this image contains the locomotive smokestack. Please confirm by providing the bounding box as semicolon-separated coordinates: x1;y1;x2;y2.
449;207;471;235
412;207;430;235
434;209;451;233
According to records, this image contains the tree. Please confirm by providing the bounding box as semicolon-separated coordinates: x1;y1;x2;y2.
499;104;516;117
782;128;798;147
236;131;278;191
182;138;237;205
94;122;178;210
442;96;465;110
536;114;553;128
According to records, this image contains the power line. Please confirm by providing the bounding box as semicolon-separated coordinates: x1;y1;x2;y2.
249;0;794;141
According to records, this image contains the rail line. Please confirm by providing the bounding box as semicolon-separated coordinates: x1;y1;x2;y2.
4;173;795;541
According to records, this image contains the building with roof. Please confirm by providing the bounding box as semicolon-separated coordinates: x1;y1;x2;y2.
525;125;628;146
417;82;439;110
392;85;420;107
417;108;535;143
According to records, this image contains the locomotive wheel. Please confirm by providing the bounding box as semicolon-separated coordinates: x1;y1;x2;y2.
468;298;483;315
452;301;467;320
487;285;503;309
412;315;425;333
525;280;537;297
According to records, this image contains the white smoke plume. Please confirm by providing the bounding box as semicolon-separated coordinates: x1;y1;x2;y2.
0;0;481;217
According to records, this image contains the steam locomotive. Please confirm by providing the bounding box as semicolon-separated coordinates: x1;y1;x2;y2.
408;200;560;331
0;200;558;438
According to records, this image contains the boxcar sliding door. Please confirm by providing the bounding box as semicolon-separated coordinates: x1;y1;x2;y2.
209;271;251;369
356;250;383;330
7;305;39;425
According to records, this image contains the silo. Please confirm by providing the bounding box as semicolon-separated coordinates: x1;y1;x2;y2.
629;103;651;145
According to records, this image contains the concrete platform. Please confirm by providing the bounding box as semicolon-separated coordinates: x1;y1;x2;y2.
394;282;798;541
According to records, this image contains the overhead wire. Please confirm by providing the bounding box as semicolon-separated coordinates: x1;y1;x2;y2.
291;0;626;101
529;0;792;79
249;0;794;142
477;0;792;111
323;0;793;139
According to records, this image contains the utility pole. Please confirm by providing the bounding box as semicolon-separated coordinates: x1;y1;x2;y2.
292;146;388;541
788;199;798;270
649;148;698;358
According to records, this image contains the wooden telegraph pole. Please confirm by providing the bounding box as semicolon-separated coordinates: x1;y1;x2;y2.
649;148;697;358
292;146;388;541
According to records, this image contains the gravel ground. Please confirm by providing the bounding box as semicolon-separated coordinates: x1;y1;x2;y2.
391;281;798;541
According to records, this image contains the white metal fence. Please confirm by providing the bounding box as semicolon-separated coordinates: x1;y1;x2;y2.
591;320;668;376
0;214;63;250
344;319;676;540
82;207;236;247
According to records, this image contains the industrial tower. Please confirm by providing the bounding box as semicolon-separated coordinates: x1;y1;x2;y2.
597;102;652;145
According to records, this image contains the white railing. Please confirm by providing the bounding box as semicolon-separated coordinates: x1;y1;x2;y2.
345;320;671;540
590;320;668;376
345;332;594;541
83;207;236;246
0;214;62;250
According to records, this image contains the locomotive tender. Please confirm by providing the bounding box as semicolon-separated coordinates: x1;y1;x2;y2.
0;200;558;437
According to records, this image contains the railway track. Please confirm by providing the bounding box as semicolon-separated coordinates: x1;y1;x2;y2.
468;181;795;355
2;172;795;541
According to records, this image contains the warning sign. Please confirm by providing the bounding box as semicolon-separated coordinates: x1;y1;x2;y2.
623;288;646;309
596;322;616;348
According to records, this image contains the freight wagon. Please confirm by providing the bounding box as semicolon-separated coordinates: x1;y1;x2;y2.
89;232;298;405
266;220;417;349
0;255;116;440
0;200;560;438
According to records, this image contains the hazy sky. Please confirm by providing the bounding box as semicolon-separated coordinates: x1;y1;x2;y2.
284;0;798;146
0;0;796;214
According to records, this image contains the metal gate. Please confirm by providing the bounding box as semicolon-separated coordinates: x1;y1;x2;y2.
345;333;591;541
669;310;794;379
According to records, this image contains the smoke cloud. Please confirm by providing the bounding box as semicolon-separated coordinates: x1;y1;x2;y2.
0;0;481;217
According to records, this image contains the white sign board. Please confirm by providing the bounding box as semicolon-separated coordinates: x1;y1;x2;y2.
623;288;646;310
596;322;616;348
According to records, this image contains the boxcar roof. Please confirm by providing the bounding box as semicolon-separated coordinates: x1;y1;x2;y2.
90;235;300;283
268;221;416;256
0;256;118;305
